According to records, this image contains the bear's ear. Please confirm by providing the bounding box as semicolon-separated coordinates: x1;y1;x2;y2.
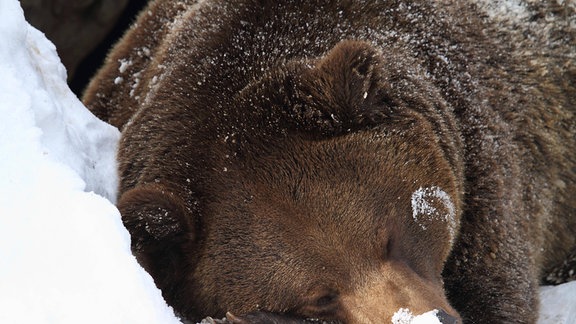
309;40;397;127
117;183;194;292
316;40;379;100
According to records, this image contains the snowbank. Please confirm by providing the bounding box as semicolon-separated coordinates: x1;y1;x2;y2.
0;0;180;323
0;0;573;323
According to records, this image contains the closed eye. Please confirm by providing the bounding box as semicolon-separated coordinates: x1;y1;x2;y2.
315;293;338;308
297;288;341;319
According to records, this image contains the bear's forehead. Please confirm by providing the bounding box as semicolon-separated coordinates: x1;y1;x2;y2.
205;128;458;258
240;177;408;251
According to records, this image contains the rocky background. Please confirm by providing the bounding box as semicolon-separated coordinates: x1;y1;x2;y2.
21;0;149;95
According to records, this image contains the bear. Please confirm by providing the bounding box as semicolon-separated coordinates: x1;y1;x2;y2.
83;0;576;323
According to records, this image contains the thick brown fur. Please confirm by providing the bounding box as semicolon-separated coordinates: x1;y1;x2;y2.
83;0;575;323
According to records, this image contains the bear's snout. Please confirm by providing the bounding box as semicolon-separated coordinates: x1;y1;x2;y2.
340;261;461;324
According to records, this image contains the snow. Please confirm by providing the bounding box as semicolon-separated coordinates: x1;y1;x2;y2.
0;0;181;323
391;309;441;324
474;0;531;21
0;0;573;323
411;186;457;244
539;281;576;324
392;284;576;324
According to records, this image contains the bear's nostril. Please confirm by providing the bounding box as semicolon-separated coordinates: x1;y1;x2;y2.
436;309;459;324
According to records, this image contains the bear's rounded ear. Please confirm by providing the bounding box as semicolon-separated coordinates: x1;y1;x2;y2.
118;183;191;248
309;40;397;128
316;40;380;93
117;183;195;289
317;40;382;101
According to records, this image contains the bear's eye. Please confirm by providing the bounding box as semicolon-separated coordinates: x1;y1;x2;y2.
299;289;340;318
315;293;338;307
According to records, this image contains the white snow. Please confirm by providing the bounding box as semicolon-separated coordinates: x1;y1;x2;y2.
474;0;531;22
118;58;133;74
411;186;457;244
0;0;573;323
539;281;576;324
392;284;576;324
0;0;181;323
391;308;441;324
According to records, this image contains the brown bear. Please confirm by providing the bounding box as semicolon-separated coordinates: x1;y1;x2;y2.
83;0;576;323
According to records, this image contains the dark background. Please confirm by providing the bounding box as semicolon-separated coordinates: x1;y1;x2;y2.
21;0;150;96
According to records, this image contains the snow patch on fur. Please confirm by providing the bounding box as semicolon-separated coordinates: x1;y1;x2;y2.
411;186;457;244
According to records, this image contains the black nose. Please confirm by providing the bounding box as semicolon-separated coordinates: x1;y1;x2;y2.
436;309;459;324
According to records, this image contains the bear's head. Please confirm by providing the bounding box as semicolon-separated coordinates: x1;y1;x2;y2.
118;40;464;323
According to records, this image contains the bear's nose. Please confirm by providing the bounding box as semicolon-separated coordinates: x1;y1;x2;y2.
436;309;459;324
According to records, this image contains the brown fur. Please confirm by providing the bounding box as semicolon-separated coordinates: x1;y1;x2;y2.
83;0;575;323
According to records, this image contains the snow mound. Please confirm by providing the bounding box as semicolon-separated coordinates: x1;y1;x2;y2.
0;0;181;323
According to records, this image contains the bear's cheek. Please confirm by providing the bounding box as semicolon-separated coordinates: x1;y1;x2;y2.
388;224;454;282
408;185;460;261
192;234;307;314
